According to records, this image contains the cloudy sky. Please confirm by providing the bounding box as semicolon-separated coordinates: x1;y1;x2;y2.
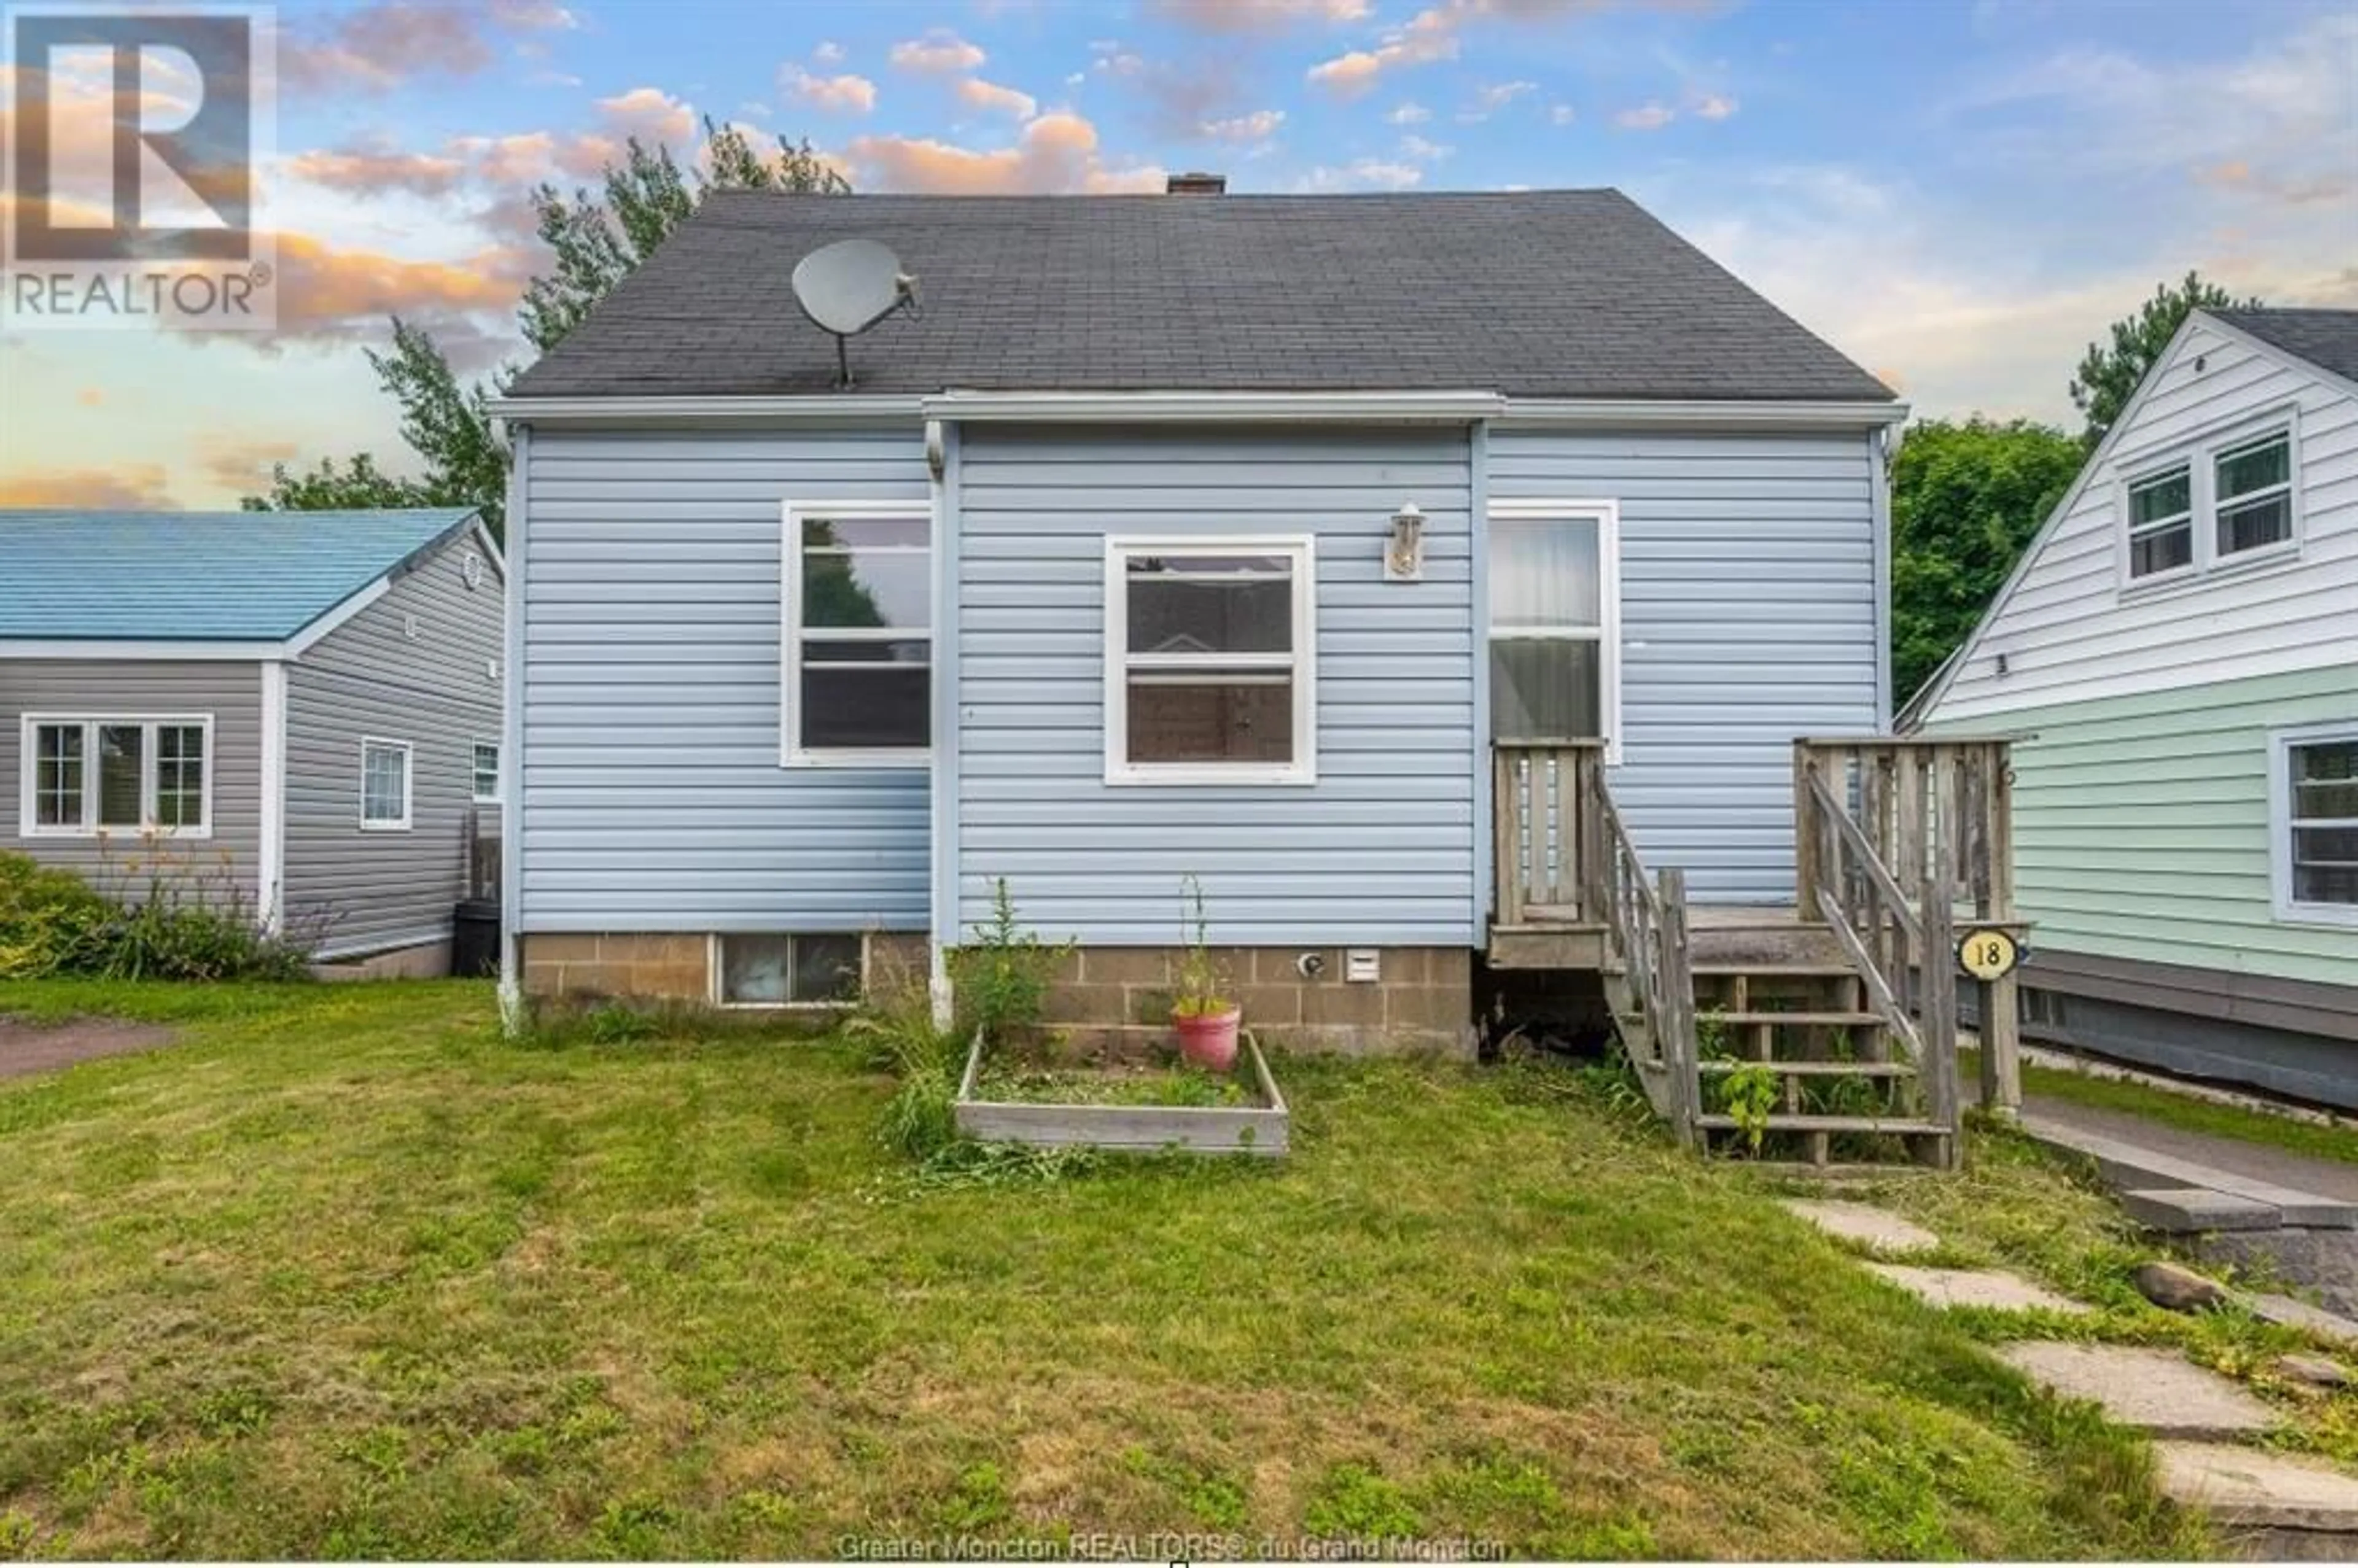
1;0;2352;509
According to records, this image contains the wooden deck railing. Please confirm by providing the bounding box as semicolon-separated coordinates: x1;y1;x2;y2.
1494;741;1696;1132
1794;738;2019;1118
1492;740;1606;926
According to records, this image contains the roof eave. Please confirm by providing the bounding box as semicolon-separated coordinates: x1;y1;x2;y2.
491;389;1904;429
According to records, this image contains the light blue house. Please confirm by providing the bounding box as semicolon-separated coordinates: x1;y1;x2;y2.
492;183;1907;1055
1;508;505;971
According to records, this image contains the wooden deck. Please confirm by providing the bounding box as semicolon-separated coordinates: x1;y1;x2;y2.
1485;737;2025;1167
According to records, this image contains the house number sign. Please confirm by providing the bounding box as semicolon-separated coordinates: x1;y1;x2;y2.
1955;927;2022;982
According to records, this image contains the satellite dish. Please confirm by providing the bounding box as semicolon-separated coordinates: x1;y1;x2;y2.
792;238;919;387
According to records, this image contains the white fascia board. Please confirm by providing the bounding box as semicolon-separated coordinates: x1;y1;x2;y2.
282;576;392;659
488;388;1902;429
0;638;286;659
1497;397;1908;430
925;389;1506;423
487;393;923;424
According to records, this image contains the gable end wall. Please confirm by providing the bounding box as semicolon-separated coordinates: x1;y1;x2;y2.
283;529;505;958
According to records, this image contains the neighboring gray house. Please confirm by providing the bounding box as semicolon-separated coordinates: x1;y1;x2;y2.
1;508;505;969
490;184;1905;1050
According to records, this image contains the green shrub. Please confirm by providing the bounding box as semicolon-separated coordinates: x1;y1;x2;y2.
0;853;112;977
0;842;316;983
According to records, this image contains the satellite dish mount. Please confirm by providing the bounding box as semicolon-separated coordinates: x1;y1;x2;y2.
791;238;920;389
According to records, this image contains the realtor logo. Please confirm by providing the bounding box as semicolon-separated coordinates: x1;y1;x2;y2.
3;3;276;329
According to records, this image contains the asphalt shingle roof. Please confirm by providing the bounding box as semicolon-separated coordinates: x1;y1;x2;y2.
0;508;480;641
2211;308;2358;386
507;188;1893;403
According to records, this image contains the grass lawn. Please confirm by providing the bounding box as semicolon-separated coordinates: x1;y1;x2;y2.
0;979;2310;1559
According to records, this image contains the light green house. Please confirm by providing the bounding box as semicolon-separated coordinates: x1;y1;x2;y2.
1909;308;2357;1108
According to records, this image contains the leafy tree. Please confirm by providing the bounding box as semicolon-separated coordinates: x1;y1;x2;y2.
521;122;846;355
242;452;440;512
249;120;849;535
1890;417;2084;706
2068;271;2261;451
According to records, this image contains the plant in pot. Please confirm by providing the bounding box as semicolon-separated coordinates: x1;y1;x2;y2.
1170;874;1240;1071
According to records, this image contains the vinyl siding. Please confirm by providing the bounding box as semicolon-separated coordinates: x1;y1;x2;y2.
1488;427;1881;902
0;658;263;903
284;529;505;958
1931;321;2358;726
1922;664;2358;988
952;425;1477;945
517;427;931;933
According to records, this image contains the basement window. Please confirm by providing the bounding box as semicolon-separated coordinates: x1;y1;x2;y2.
1104;537;1317;785
716;933;863;1006
19;715;211;837
2274;726;2358;925
784;502;932;766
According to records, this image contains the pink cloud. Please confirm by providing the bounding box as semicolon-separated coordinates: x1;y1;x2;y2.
844;111;1161;193
889;29;987;74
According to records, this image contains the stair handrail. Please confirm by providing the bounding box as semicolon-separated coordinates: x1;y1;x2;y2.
1794;749;1964;1149
1583;766;1698;1141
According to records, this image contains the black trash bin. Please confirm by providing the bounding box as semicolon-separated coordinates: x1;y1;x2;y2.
451;899;501;979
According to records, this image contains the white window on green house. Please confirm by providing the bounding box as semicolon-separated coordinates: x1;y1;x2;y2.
1104;537;1318;785
472;740;500;803
784;503;932;765
715;933;863;1006
360;739;412;831
19;715;211;837
2214;432;2294;558
2274;729;2358;924
2124;465;2193;581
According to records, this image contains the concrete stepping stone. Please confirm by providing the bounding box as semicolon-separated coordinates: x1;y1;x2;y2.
2251;1292;2358;1349
2154;1442;2358;1536
1867;1263;2087;1314
1780;1198;1940;1256
1997;1343;2276;1440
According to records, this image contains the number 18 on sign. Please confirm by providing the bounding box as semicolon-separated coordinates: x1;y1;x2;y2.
1956;927;2021;982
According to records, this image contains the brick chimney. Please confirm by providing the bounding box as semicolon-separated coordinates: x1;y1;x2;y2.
1165;171;1227;195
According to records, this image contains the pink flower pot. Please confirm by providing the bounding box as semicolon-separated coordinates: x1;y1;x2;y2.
1172;1006;1242;1072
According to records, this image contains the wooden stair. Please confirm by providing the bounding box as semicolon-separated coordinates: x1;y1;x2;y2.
1681;914;1953;1167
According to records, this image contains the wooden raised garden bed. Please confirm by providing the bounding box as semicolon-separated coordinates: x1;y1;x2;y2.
953;1026;1290;1157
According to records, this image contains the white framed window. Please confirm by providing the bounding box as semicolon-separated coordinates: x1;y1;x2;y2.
712;933;865;1007
360;738;413;831
782;500;932;767
2118;410;2300;592
471;739;501;804
17;714;212;838
1103;536;1318;786
2271;724;2358;926
1487;499;1622;763
2123;464;2194;583
2214;431;2294;559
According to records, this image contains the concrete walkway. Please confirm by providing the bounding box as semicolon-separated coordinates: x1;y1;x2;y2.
2024;1095;2358;1206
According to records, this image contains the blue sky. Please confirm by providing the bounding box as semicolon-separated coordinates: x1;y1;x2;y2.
2;0;2352;507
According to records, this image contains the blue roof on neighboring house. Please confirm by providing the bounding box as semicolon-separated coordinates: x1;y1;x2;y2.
0;508;481;642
